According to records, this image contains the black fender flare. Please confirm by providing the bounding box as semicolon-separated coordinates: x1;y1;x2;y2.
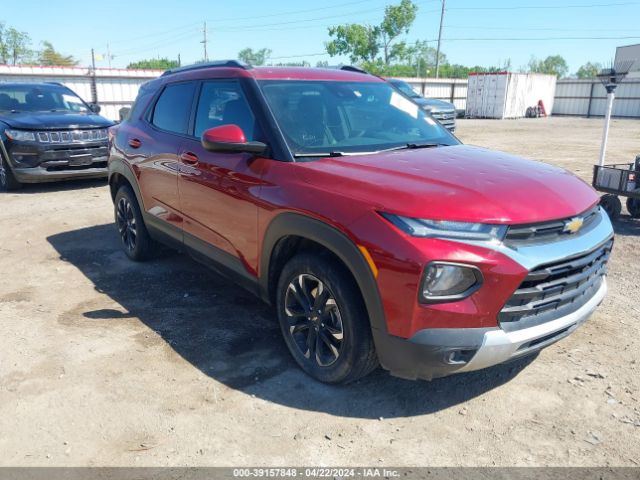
108;158;145;209
259;212;387;334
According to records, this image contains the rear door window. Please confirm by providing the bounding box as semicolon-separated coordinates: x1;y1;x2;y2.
151;82;197;134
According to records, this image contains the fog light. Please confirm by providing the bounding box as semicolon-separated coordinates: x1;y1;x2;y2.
420;262;482;303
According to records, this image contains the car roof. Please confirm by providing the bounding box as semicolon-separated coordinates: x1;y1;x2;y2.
160;61;384;83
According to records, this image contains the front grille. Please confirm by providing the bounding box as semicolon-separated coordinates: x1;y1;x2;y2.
431;110;456;126
505;205;601;246
499;238;612;332
37;128;108;144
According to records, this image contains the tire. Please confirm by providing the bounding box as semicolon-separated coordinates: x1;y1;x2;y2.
0;154;22;191
627;197;640;218
276;253;378;384
600;194;622;220
114;185;156;261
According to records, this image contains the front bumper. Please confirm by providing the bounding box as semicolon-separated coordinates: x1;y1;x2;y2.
3;140;108;183
374;277;607;380
370;206;614;380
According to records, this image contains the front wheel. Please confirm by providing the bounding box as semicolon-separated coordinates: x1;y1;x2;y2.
114;185;156;261
0;154;22;191
276;254;378;384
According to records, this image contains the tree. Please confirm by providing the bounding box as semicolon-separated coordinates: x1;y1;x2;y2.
406;40;446;76
576;61;602;79
326;0;417;66
528;54;569;78
127;58;179;70
38;41;78;66
0;23;32;65
326;24;379;64
379;0;417;65
238;47;272;66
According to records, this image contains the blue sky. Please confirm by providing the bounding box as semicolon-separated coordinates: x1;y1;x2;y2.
3;0;640;73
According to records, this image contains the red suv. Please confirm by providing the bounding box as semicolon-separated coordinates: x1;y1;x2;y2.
108;61;614;383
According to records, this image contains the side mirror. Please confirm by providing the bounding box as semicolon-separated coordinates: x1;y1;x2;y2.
89;103;101;114
118;106;131;121
201;125;267;155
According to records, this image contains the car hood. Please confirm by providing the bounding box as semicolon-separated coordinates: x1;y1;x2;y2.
1;111;113;130
413;97;455;111
295;145;598;224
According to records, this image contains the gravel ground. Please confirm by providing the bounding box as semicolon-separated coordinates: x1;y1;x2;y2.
0;117;638;467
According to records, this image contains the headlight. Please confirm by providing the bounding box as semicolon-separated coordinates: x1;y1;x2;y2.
420;262;482;303
5;129;36;142
381;213;507;242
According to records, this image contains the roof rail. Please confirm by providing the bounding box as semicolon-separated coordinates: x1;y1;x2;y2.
45;81;64;86
339;65;369;75
161;60;251;77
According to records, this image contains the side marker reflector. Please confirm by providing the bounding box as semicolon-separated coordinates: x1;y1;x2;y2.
358;245;378;278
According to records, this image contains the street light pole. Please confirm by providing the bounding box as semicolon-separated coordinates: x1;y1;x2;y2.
598;84;616;166
596;63;631;166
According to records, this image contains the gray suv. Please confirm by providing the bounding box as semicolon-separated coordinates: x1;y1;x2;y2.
387;78;456;132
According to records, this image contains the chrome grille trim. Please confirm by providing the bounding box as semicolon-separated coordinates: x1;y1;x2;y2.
498;238;612;332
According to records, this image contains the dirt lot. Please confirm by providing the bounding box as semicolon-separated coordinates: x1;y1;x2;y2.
0;117;639;467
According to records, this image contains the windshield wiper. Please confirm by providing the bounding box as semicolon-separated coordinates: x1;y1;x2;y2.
293;143;450;158
373;142;450;153
403;142;450;149
293;151;346;158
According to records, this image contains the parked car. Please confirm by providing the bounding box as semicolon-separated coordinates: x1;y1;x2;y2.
387;78;457;132
108;61;613;384
0;82;113;191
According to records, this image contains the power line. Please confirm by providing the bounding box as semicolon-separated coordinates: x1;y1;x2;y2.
210;0;392;22
433;35;640;41
212;1;437;31
269;34;640;60
447;1;639;10
111;30;201;57
445;25;640;32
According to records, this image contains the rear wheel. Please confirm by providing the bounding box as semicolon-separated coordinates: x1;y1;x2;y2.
600;194;621;220
0;154;22;191
114;185;156;261
276;254;378;384
627;197;640;218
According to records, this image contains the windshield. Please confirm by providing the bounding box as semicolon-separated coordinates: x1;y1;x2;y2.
259;80;458;156
0;85;89;113
390;80;421;98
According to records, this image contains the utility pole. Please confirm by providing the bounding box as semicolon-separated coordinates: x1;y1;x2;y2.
90;48;98;105
106;43;112;69
201;22;208;62
178;53;181;67
435;0;446;78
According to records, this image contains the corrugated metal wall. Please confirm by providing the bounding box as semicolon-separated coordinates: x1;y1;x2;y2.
553;79;640;118
394;77;468;112
0;65;162;121
2;65;638;120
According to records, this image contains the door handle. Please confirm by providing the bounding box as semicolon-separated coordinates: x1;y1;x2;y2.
180;151;199;165
128;138;142;148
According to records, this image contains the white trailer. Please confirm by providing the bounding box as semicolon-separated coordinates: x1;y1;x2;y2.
466;72;557;119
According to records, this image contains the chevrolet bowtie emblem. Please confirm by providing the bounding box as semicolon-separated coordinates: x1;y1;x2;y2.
564;217;584;234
